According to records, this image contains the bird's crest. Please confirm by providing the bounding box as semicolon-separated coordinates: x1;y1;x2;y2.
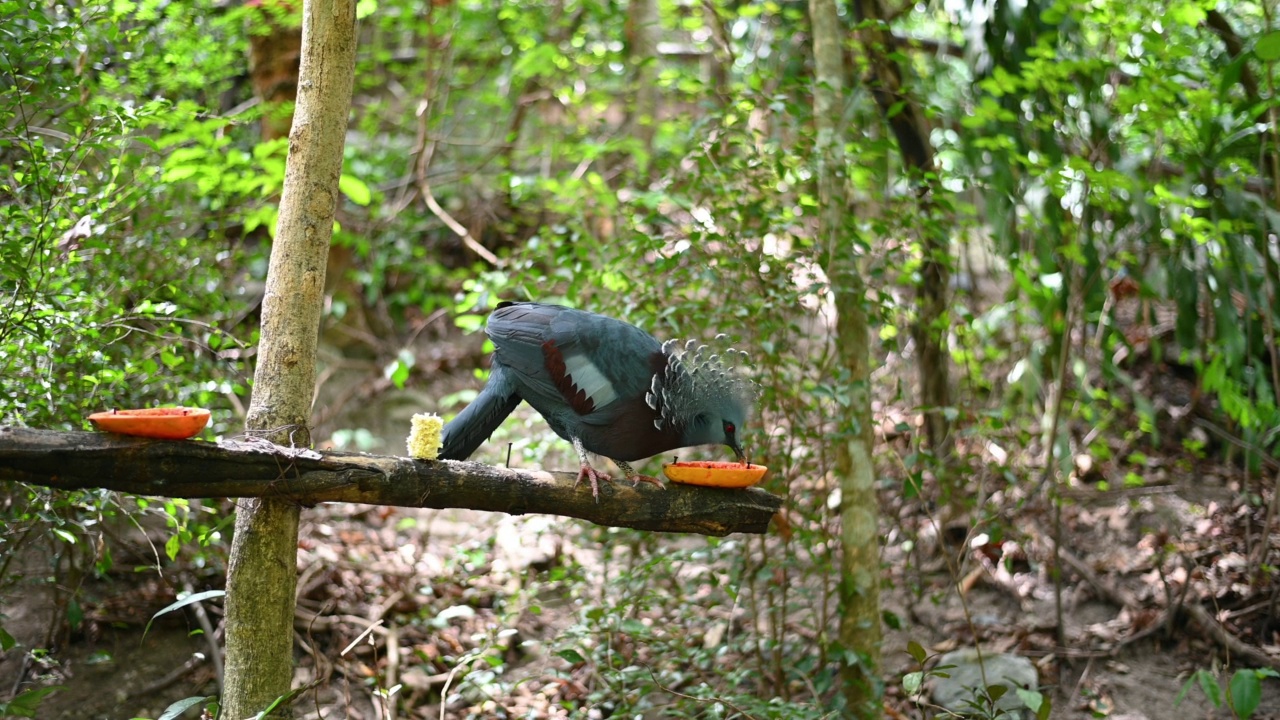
645;334;755;431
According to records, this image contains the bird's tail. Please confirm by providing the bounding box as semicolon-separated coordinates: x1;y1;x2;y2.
439;363;521;460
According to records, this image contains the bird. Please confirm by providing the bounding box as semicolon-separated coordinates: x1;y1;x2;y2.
439;301;753;500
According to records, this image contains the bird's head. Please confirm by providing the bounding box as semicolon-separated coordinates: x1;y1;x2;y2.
684;395;749;463
648;337;755;463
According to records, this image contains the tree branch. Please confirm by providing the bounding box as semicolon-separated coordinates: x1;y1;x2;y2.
0;427;782;536
1204;10;1260;107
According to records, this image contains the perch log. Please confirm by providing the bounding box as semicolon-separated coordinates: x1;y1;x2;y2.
0;427;782;536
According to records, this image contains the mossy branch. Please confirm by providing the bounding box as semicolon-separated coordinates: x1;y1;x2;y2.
0;427;782;536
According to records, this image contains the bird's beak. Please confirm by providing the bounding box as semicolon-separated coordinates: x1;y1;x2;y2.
732;442;747;466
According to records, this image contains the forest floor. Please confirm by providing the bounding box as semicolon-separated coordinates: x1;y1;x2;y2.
4;319;1280;720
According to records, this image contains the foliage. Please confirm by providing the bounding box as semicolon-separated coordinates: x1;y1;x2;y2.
1;3;254;430
0;684;63;718
0;2;265;699
960;0;1280;468
5;0;1280;717
1178;666;1280;720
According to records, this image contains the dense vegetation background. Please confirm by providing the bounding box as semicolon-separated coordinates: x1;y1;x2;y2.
3;0;1280;718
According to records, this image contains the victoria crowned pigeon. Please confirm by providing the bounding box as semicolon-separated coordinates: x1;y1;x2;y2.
439;301;753;499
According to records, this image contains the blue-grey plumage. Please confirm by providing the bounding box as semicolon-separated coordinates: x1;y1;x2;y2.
438;301;753;500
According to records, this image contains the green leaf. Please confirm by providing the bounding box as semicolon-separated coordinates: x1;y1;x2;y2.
903;671;923;695
67;598;83;630
384;349;415;389
1177;671;1198;702
1197;669;1222;707
1257;30;1280;61
1034;692;1053;720
162;164;199;183
339;174;372;206
906;640;927;664
1229;670;1262;718
1015;688;1044;713
556;649;586;664
454;314;486;333
165;533;181;561
1167;1;1206;26
158;696;212;720
511;43;561;79
0;625;16;651
144;590;226;641
0;686;64;717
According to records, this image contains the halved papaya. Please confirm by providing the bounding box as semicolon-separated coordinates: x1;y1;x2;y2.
89;407;210;440
663;461;767;488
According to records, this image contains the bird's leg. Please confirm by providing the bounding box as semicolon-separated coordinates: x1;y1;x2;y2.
615;460;665;491
572;437;611;502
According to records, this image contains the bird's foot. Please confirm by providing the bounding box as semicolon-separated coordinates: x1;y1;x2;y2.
574;463;612;503
630;474;665;490
616;460;665;491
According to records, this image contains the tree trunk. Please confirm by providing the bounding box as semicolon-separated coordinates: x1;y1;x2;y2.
247;2;303;143
855;0;953;459
808;0;882;714
626;0;660;162
221;1;357;718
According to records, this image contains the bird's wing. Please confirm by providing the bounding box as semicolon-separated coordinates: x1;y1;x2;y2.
438;362;522;460
486;303;663;422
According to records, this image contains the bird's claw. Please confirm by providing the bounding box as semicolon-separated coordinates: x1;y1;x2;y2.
629;474;665;491
575;463;612;503
616;460;663;492
573;465;665;502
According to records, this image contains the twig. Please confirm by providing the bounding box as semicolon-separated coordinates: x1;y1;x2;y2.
299;610;391;635
1184;603;1280;672
419;180;500;265
406;21;500;268
1043;271;1080;649
385;621;400;720
184;580;225;697
1059;484;1179;502
438;657;464;720
304;601;335;720
643;662;760;720
1172;551;1193;631
1192;418;1280;472
125;654;207;699
888;448;989;688
1057;548;1138;608
340;619;385;656
1248;243;1280;575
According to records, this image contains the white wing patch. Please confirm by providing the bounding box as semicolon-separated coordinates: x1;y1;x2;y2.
564;353;618;409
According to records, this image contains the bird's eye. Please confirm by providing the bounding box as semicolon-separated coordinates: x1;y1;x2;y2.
724;421;736;435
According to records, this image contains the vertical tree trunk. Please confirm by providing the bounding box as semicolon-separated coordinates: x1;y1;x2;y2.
855;0;953;459
808;0;882;714
247;2;303;143
626;0;660;168
221;2;357;718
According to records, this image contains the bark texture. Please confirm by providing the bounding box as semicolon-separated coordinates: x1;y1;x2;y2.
626;0;660;157
808;0;883;714
0;427;782;536
247;3;303;142
855;0;953;459
223;2;358;718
